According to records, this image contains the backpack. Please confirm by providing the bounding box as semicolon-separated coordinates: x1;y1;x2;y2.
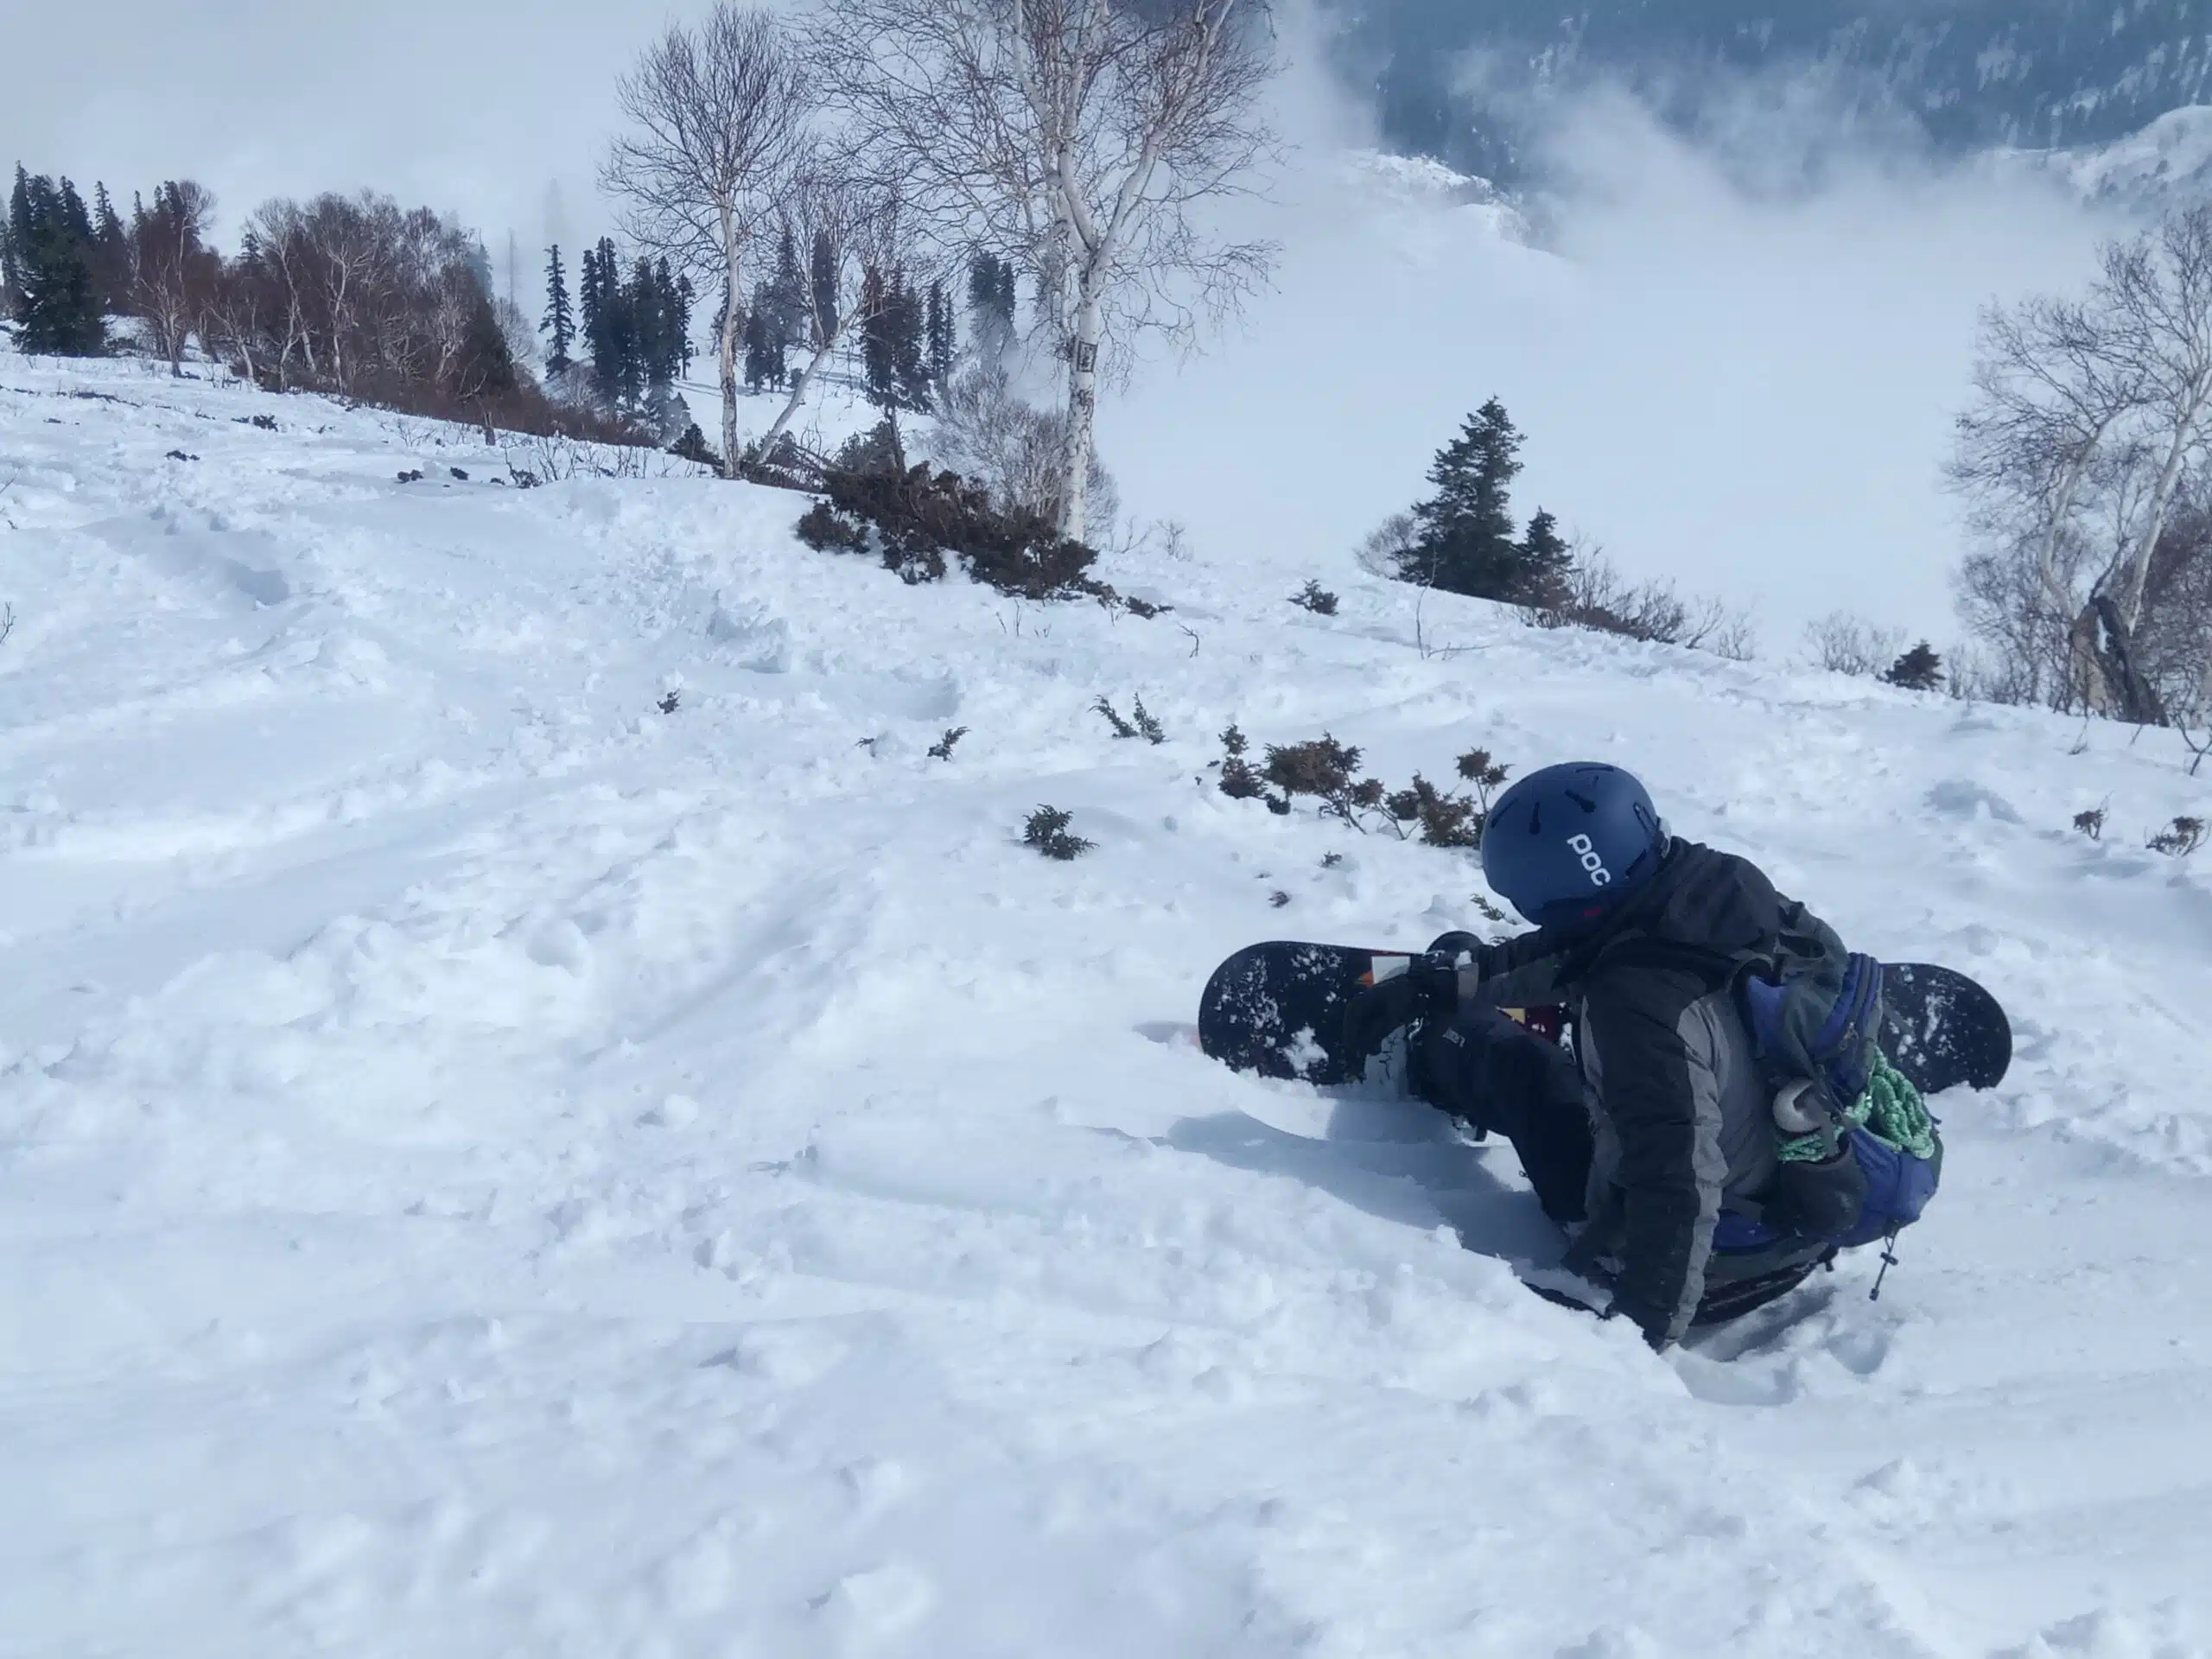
1719;911;1943;1249
1738;924;1884;1122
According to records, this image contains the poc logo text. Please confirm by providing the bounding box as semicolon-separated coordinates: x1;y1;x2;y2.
1567;833;1612;887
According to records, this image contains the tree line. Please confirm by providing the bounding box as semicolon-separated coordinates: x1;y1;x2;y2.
8;0;1279;532
543;238;696;423
0;163;587;434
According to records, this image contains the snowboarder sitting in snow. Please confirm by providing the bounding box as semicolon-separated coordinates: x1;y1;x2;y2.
1344;761;1942;1351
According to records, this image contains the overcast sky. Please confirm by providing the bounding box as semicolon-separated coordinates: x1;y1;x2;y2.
0;0;726;295
3;1;2123;642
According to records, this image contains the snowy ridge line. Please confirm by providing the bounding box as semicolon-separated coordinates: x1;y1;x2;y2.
1;353;2209;1656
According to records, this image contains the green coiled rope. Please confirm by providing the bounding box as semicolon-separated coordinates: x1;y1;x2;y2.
1777;1052;1936;1163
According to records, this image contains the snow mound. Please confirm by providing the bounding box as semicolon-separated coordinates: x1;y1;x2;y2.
1338;147;1533;243
2;354;2209;1656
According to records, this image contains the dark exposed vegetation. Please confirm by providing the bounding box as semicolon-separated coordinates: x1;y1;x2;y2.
1215;723;1514;851
1094;696;1165;745
795;447;1107;599
1884;642;1946;691
1023;806;1093;861
2146;815;2205;856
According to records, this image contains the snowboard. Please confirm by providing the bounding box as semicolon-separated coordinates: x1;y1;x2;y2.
1197;941;2011;1099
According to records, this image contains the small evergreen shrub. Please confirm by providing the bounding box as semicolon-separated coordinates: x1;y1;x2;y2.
1386;775;1478;847
1096;696;1165;745
1263;735;1385;828
928;726;969;760
1884;642;1946;691
1382;750;1510;849
1023;805;1094;861
671;423;724;472
1291;580;1339;617
1217;724;1268;802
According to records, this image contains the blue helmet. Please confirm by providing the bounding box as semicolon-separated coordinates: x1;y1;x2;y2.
1481;762;1669;928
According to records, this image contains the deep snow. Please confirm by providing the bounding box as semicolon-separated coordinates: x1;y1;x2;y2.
3;347;2209;1659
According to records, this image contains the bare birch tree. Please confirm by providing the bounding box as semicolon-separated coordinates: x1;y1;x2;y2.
814;0;1280;543
603;4;810;480
130;181;219;377
1950;207;2212;725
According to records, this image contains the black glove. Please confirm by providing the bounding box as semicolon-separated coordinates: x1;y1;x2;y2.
1426;930;1487;963
1427;930;1512;988
1341;952;1459;1068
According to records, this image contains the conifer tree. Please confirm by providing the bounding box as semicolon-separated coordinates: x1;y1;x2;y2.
743;284;774;391
584;238;635;405
890;271;930;411
1518;508;1573;609
861;264;894;409
91;183;129;315
925;277;954;393
1403;398;1537;601
607;248;643;409
542;244;575;374
672;269;696;377
7;168;105;356
967;251;1014;370
810;230;839;350
577;242;603;366
645;258;692;384
769;229;805;360
1883;642;1945;691
1;166;29;317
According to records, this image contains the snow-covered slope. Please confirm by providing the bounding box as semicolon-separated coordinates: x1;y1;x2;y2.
2022;104;2212;209
3;355;2209;1656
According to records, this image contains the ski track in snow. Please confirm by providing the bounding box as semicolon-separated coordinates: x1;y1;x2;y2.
2;357;2209;1658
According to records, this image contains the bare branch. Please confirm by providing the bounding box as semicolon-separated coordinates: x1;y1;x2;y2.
602;5;813;478
810;0;1281;542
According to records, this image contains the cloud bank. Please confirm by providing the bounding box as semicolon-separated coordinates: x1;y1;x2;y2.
1105;69;2126;645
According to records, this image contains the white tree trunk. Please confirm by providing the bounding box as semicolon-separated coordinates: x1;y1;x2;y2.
717;218;743;480
2117;376;2212;627
759;320;851;458
1060;282;1103;543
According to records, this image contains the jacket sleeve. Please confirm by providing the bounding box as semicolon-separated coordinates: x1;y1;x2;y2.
1457;925;1580;1012
1583;965;1728;1349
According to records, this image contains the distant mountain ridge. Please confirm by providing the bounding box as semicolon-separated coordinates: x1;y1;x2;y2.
1336;1;2212;183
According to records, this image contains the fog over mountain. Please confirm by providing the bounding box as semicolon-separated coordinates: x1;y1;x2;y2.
1334;0;2212;182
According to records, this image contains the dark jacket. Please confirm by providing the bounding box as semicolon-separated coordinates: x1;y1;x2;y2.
1465;840;1838;1346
